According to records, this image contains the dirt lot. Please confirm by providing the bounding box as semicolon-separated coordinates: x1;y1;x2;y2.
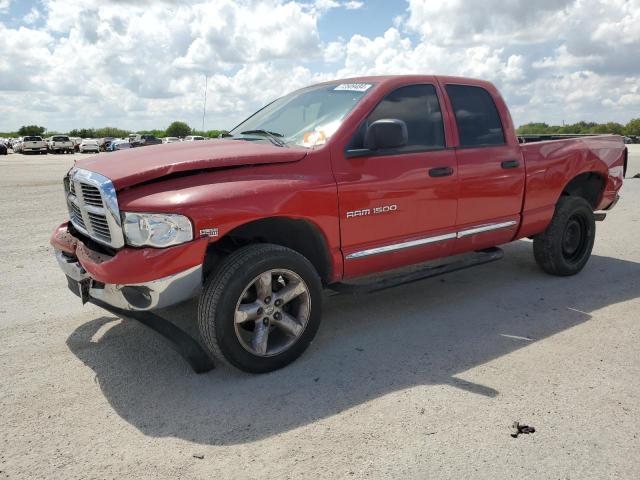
1;147;639;479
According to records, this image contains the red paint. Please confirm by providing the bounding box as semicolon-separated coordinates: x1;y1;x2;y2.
77;139;308;190
52;222;210;284
52;75;626;286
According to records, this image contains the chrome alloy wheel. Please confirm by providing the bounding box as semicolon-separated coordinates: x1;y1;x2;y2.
234;269;311;357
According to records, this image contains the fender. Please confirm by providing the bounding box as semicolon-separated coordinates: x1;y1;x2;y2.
116;151;344;282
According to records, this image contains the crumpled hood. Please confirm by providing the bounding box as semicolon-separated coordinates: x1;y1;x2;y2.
76;139;308;189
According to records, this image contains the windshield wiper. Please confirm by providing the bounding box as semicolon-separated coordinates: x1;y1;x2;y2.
239;129;287;147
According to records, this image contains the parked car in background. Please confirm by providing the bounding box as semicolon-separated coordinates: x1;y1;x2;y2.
141;135;162;146
183;135;205;141
128;134;163;147
21;136;48;154
47;135;74;154
99;137;116;152
0;141;7;155
162;137;180;143
105;139;132;152
11;138;23;153
78;139;100;153
69;137;82;152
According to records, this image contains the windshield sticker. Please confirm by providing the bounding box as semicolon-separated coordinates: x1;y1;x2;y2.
334;83;372;92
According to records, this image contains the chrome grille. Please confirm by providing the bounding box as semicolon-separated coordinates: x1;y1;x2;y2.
80;184;103;207
87;212;111;241
64;168;125;248
69;201;86;230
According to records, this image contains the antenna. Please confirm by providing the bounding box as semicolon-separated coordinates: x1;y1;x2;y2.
202;75;208;133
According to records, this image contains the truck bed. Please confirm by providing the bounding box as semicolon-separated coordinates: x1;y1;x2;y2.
516;134;626;238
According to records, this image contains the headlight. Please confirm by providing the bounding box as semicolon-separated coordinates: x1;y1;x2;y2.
123;212;193;247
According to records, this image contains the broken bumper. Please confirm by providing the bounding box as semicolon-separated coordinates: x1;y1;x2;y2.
603;194;620;211
51;223;207;311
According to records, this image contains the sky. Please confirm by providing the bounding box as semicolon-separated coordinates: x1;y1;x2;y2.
1;0;639;132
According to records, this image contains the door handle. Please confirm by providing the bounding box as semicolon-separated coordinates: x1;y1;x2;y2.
428;166;454;177
501;160;520;169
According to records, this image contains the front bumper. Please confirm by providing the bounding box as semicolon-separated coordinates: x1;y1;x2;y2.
51;223;207;311
603;194;621;211
56;250;202;310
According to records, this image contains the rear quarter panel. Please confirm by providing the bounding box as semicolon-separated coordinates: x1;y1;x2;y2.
518;135;625;238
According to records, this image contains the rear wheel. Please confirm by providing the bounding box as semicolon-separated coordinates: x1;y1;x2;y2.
533;196;595;276
198;244;322;373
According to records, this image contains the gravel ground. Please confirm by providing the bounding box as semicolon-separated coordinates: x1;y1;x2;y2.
1;146;639;479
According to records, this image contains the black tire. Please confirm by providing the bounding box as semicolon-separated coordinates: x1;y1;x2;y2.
198;244;323;373
533;196;596;276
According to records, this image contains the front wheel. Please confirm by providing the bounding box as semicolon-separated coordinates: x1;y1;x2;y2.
533;196;595;276
198;244;322;373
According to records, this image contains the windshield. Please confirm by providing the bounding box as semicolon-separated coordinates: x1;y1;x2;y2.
230;82;374;148
24;136;42;141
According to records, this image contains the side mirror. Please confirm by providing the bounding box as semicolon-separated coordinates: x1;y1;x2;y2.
364;119;408;150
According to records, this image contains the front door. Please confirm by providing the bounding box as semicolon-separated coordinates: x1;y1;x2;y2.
331;83;459;278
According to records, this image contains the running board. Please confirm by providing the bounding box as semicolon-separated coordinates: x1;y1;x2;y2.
329;247;504;295
89;298;215;374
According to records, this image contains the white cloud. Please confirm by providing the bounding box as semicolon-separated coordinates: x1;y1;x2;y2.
343;1;364;9
0;0;639;131
24;7;41;24
394;0;640;124
0;0;10;13
405;0;573;45
175;1;321;69
323;41;346;63
312;0;363;13
313;0;340;10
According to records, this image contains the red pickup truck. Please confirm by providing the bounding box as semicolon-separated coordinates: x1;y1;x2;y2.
51;75;627;373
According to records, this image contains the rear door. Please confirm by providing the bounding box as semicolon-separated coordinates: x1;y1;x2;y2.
441;82;525;252
332;83;458;278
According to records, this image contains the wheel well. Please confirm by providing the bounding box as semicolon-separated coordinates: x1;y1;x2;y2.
203;217;332;284
561;172;605;209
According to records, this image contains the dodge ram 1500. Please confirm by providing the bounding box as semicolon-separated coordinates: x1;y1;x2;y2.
51;75;627;373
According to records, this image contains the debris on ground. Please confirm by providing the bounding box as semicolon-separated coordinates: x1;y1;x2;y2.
193;454;204;459
511;422;536;438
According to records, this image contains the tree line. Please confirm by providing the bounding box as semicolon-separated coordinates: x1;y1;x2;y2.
4;118;640;139
0;122;228;139
517;119;640;136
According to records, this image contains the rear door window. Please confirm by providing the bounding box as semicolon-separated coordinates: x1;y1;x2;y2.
445;84;505;147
